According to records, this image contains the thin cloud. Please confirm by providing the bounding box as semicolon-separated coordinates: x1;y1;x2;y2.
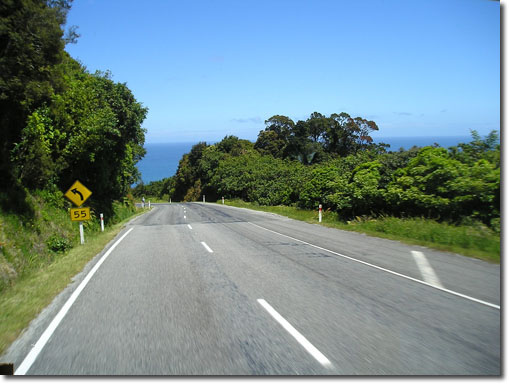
394;112;413;116
231;117;262;124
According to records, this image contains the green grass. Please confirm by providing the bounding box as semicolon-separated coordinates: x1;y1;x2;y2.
134;196;170;204
220;199;500;263
0;203;145;356
0;193;77;292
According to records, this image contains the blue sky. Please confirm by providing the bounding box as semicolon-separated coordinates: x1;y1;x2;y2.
65;0;500;143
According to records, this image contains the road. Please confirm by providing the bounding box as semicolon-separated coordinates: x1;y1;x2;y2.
3;203;500;375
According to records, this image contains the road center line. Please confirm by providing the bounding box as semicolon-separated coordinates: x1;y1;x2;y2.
248;222;499;310
201;241;213;253
187;224;192;229
411;251;443;288
257;299;333;368
15;227;135;375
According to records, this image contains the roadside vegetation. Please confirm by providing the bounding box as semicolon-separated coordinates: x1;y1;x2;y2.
0;194;147;355
220;199;500;263
0;0;147;288
0;0;148;353
131;178;172;203
140;115;499;263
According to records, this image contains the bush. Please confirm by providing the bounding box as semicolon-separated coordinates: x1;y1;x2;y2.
46;234;72;253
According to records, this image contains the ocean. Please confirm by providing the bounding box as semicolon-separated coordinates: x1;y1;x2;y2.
373;135;472;151
136;142;195;184
136;135;476;184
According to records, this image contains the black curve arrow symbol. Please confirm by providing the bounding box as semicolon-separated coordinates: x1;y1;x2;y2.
71;188;84;201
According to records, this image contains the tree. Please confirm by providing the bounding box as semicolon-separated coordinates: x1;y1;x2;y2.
10;56;148;214
449;130;500;166
254;115;295;158
216;135;253;156
254;130;284;158
306;112;328;143
325;113;379;156
172;142;209;201
211;153;303;205
385;145;499;224
0;0;72;188
11;107;56;189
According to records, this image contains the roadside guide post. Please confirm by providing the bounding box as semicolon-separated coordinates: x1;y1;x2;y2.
222;196;224;205
203;195;205;203
79;222;85;244
65;180;92;245
100;213;104;232
319;204;322;223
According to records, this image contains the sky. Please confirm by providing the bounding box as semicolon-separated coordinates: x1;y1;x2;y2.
64;0;500;143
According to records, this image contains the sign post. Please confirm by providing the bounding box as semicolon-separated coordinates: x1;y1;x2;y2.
65;180;92;245
79;222;85;244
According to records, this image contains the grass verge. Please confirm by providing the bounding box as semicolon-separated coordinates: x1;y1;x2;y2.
220;199;500;263
134;197;169;204
0;207;147;356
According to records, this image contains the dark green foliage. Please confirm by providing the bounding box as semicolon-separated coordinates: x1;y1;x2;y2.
10;58;147;216
171;136;256;202
385;144;499;225
0;182;36;219
0;0;71;189
212;153;303;206
170;129;500;231
253;112;380;163
132;178;173;200
1;0;147;219
46;233;71;253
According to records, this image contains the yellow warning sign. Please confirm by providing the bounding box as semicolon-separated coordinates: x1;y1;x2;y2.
65;180;92;206
70;207;91;221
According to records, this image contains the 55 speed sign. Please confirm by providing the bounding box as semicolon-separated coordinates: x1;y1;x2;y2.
70;207;91;221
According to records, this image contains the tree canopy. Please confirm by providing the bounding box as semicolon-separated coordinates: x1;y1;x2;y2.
169;127;500;231
1;0;147;216
254;112;381;163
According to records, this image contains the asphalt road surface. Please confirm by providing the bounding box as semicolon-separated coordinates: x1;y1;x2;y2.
3;203;500;375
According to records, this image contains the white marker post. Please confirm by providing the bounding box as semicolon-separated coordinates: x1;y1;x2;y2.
100;213;104;232
203;195;205;203
222;196;224;205
170;198;172;204
79;222;85;244
148;201;151;209
318;204;322;223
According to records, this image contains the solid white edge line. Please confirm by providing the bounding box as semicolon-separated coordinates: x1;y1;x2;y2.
411;250;444;288
248;222;500;310
187;224;192;229
14;227;135;375
201;241;213;253
257;299;333;368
